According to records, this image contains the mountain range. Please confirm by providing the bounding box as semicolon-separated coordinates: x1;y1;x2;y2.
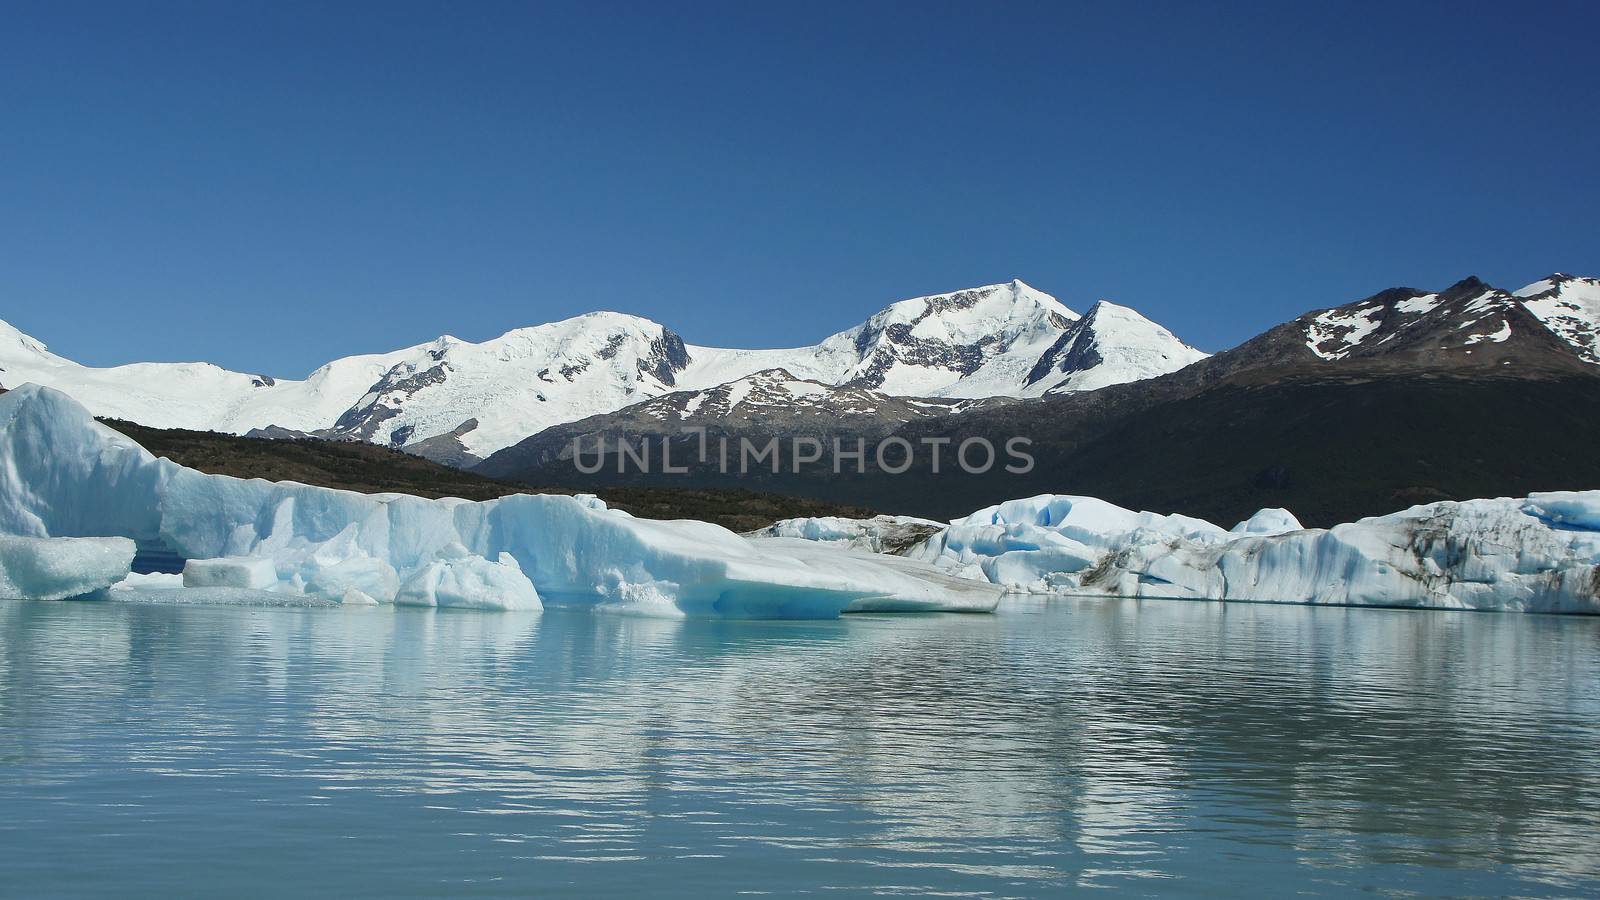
5;271;1597;527
0;279;1203;464
476;273;1600;526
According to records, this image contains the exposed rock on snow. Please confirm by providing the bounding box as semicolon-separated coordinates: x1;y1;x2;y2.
909;493;1600;613
0;535;135;600
0;384;999;618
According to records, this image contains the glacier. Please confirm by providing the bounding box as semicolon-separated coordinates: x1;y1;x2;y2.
0;384;1000;617
907;493;1600;613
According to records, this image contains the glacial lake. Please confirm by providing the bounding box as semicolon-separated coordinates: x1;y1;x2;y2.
1;596;1597;898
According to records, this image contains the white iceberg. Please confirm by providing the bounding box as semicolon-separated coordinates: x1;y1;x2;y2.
910;493;1600;613
0;384;998;618
0;534;134;600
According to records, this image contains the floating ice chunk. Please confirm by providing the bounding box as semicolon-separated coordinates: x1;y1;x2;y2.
1231;508;1303;536
340;588;381;606
0;535;135;600
183;556;279;591
395;546;542;610
114;571;185;592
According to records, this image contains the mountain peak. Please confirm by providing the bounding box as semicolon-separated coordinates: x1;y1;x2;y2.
1442;275;1492;297
1025;298;1207;395
1079;298;1147;319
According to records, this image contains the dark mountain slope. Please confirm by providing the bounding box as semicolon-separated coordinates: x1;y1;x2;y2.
891;372;1600;527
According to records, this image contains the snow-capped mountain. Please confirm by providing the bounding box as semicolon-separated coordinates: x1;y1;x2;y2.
0;280;1205;461
323;312;696;458
0;317;420;434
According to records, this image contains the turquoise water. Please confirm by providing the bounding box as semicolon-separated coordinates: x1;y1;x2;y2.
1;597;1597;898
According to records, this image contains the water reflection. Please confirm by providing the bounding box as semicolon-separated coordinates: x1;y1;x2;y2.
0;597;1597;896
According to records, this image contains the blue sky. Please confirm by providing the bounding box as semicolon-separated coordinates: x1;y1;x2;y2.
3;1;1596;377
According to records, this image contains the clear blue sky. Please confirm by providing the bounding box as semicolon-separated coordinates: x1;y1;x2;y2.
3;1;1596;377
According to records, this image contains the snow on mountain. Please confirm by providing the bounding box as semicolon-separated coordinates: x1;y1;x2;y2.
1023;300;1208;395
0;279;1205;459
325;312;696;457
471;366;1012;479
6;273;1594;463
628;367;998;429
1290;274;1600;369
809;280;1079;398
1515;274;1600;365
0;317;421;433
647;368;883;422
1301;280;1525;360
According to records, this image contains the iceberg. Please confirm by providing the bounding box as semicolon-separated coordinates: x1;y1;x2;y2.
910;493;1600;613
746;514;945;555
0;534;134;600
0;384;998;618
